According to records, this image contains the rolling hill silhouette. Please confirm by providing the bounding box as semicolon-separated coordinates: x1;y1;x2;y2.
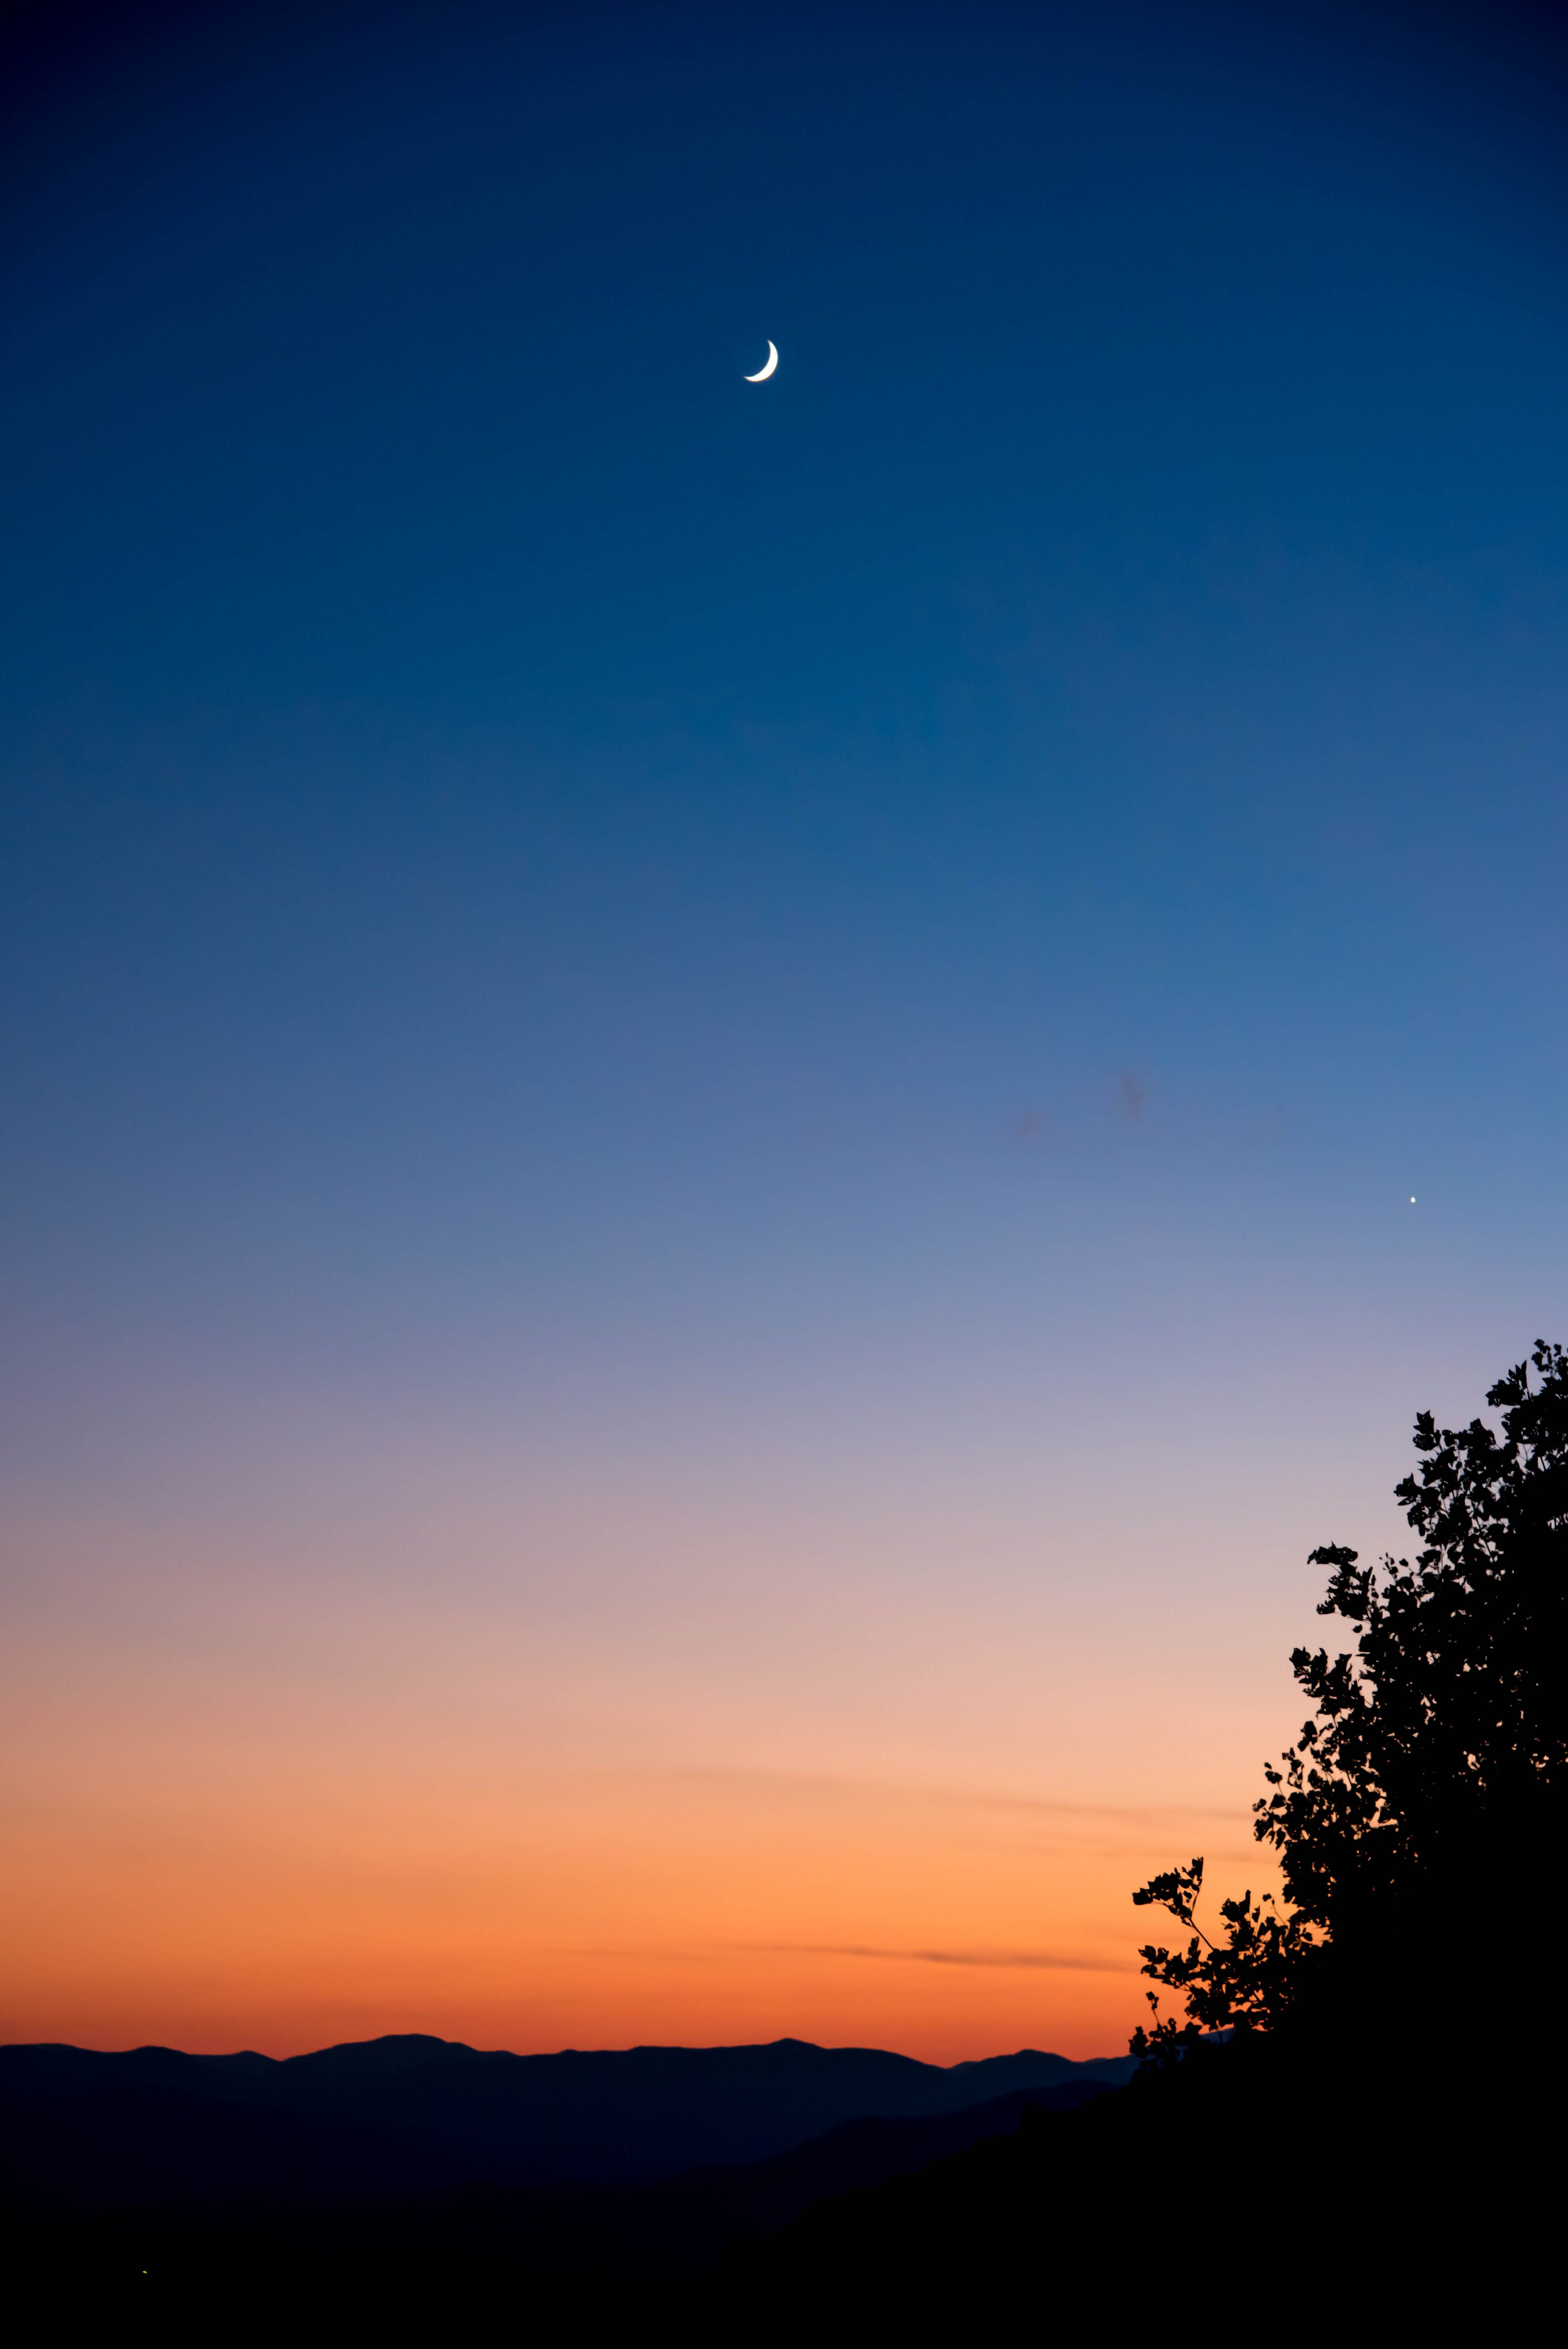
0;2032;1139;2339
4;2032;1546;2341
0;2032;1135;2206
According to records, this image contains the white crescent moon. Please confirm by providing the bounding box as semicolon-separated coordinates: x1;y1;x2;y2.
744;341;779;382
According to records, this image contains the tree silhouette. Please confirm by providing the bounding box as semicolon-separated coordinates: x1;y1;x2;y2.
1133;1340;1568;2052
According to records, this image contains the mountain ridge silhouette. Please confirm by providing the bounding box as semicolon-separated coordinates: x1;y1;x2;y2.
0;2032;1136;2204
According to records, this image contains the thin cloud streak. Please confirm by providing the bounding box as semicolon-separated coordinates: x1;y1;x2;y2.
749;1944;1131;1974
670;1764;1243;1825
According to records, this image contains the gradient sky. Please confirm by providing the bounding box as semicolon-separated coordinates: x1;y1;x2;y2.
2;0;1565;2062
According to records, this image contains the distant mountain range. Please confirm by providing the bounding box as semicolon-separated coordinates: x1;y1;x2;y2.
0;2033;1136;2208
8;2025;1529;2336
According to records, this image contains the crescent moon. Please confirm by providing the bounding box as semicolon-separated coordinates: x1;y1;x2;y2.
744;341;779;382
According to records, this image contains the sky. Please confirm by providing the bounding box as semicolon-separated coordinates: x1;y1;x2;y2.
2;0;1565;2062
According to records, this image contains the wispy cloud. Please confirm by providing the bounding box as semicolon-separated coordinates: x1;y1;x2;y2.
667;1763;1241;1827
747;1943;1131;1974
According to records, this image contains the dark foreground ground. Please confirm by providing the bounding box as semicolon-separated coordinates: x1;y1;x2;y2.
4;2030;1551;2345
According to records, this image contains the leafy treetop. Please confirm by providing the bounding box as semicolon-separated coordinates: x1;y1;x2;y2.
1131;1340;1568;2061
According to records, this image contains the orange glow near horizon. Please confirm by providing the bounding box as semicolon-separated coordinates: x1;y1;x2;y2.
2;1432;1299;2065
6;1748;1264;2062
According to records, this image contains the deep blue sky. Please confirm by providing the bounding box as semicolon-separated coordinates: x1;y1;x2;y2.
2;8;1567;2052
5;2;1564;1382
